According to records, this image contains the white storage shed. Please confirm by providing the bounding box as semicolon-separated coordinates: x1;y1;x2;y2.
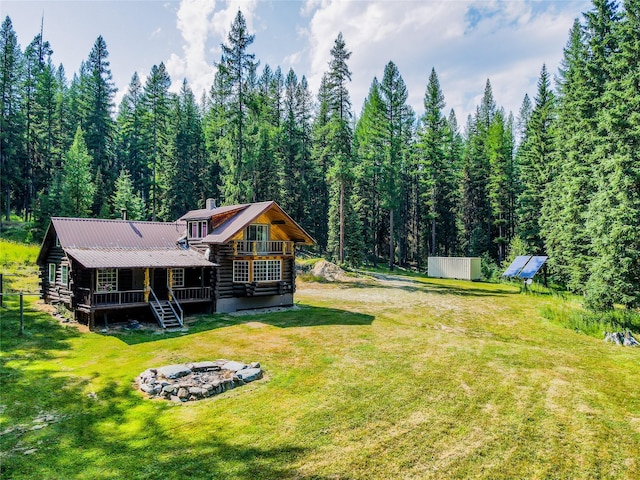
427;257;482;281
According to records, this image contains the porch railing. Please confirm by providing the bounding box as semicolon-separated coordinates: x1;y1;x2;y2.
172;286;211;301
233;240;294;256
80;287;210;307
93;289;145;306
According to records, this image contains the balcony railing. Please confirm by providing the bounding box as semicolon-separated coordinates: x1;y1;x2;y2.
233;240;294;256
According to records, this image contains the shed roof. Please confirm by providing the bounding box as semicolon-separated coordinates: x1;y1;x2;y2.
63;248;214;269
38;217;216;269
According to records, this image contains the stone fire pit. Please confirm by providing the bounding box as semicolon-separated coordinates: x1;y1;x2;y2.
136;359;263;402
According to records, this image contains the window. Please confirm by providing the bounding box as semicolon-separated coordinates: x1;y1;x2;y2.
96;268;117;292
55;235;60;247
233;261;250;283
188;220;208;239
253;260;281;282
48;264;56;283
245;224;269;241
61;265;69;286
171;268;184;288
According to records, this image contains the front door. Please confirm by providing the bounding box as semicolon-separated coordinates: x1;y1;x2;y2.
152;269;168;299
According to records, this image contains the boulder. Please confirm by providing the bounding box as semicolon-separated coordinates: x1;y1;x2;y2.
189;361;219;372
177;387;189;399
222;361;247;372
157;364;192;379
236;368;263;383
140;384;157;394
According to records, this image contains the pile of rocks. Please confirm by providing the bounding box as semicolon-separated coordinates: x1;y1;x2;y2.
604;331;640;347
136;359;263;402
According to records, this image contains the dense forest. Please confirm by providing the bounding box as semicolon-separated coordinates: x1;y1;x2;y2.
0;0;638;310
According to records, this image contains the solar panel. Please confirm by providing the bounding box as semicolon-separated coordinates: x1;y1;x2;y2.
502;255;532;277
517;256;548;279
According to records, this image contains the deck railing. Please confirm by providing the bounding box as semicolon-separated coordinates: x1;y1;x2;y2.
80;287;210;307
233;240;294;256
93;289;145;306
172;286;211;300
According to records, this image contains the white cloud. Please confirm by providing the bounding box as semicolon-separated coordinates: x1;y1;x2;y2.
300;0;588;120
165;0;258;99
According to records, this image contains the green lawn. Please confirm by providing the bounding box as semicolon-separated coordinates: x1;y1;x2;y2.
1;252;639;478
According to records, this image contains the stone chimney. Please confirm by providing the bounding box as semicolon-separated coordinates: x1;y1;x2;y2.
206;198;217;210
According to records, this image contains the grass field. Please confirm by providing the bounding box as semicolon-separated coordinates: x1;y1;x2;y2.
1;244;639;479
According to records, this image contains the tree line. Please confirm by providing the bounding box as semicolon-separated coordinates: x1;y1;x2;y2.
1;0;638;310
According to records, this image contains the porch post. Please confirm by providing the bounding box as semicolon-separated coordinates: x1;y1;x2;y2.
168;269;173;301
144;268;150;302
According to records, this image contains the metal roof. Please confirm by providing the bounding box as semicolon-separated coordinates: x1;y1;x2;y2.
52;217;187;249
202;201;316;245
41;217;216;269
64;248;215;269
179;204;243;221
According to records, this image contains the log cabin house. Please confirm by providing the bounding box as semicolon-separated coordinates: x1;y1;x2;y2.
37;200;315;329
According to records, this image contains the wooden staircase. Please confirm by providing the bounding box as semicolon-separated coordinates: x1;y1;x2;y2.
149;288;183;329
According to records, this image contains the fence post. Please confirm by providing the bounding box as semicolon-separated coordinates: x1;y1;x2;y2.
0;273;3;308
19;292;24;335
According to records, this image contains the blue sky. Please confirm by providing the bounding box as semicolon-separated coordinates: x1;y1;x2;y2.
2;0;591;123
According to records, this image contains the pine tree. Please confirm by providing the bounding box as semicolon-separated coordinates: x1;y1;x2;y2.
164;79;207;219
111;168;144;220
516;65;556;254
355;78;386;265
417;68;448;260
325;33;359;264
540;21;594;291
78;35;116;200
60;127;95;217
141;62;172;220
309;73;332;251
460;80;496;256
116;72;147;203
486;109;514;263
0;16;24;221
585;0;640;309
217;10;258;204
379;61;412;269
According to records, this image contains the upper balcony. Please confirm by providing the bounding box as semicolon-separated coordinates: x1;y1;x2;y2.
233;240;295;256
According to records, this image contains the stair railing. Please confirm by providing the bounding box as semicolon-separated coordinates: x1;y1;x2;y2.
167;286;184;327
149;288;165;328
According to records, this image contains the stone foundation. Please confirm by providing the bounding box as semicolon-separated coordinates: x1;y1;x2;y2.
136;359;263;402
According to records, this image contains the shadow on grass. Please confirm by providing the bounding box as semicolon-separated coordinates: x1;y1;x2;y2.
113;304;375;346
0;300;342;479
1;376;336;480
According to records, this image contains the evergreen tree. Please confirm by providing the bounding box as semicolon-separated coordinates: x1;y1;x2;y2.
540;20;594;291
355;78;385;265
111;168;144;220
417;68;448;260
164;79;207;219
516;65;556;254
325;33;359;264
309;73;332;251
0;16;23;221
116;72;147;202
78;35;116;199
60;127;95;217
486;109;514;263
217;10;258;204
460;80;496;256
141;62;173;220
585;0;640;309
